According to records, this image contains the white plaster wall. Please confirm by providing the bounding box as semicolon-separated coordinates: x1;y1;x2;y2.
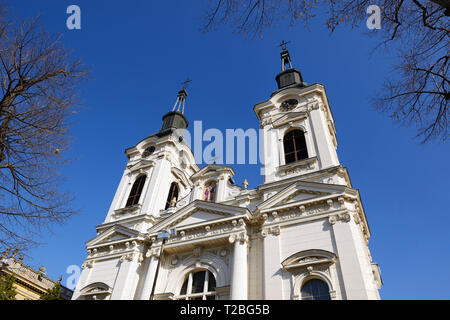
88;259;120;289
281;220;335;259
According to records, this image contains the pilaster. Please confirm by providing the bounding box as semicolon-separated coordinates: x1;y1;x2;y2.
110;251;142;300
137;247;161;300
229;233;248;300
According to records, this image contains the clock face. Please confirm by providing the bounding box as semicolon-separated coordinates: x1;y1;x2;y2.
142;146;155;158
280;99;298;111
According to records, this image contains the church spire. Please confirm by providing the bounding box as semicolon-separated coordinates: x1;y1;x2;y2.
279;40;293;72
158;79;191;137
172;78;191;114
275;40;306;90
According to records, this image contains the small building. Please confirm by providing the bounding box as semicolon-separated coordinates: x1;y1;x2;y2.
0;247;73;300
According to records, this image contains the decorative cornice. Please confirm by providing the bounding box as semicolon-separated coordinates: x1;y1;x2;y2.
277;157;318;177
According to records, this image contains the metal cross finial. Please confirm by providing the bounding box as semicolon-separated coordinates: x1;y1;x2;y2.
278;40;291;51
182;78;192;89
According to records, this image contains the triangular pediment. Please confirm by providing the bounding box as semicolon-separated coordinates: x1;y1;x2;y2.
148;200;250;234
127;159;155;173
280;189;328;204
175;211;232;227
86;225;140;247
257;181;347;212
191;164;235;180
272;112;308;128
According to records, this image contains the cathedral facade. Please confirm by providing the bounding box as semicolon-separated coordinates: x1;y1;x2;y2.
72;47;382;300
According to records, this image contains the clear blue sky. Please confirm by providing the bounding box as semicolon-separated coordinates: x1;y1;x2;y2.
11;1;449;299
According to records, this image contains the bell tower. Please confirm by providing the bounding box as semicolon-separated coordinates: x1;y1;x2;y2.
255;42;340;184
102;81;199;230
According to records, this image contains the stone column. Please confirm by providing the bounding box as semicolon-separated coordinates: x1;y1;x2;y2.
138;248;160;300
229;233;248;300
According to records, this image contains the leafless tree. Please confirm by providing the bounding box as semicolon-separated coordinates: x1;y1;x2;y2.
201;0;449;143
0;12;89;250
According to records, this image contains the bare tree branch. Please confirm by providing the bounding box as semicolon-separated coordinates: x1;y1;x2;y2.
0;10;89;250
200;0;449;143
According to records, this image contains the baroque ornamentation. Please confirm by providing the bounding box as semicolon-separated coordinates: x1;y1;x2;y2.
145;247;161;258
229;232;248;244
328;213;351;225
261;226;280;237
120;253;135;262
82;260;95;269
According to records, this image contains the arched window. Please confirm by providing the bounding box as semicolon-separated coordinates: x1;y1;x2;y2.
165;182;179;210
301;279;331;300
126;175;146;207
203;181;216;202
283;130;308;164
178;270;216;300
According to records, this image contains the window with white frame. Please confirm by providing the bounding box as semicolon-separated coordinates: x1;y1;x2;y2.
177;270;216;300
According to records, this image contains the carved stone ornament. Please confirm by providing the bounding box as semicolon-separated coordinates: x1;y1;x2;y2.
120;253;135;262
339;213;351;222
328;215;337;225
82;260;95;269
261;226;280;237
329;213;351;225
219;249;228;257
271;226;281;236
146;247;161;258
193;246;202;258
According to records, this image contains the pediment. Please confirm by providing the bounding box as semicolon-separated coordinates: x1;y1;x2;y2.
171;167;192;188
86;225;140;247
148;200;249;234
80;282;112;297
175;210;232;228
272;112;308;128
258;181;346;212
191;164;235;180
279;189;328;205
127;159;155;173
282;249;337;270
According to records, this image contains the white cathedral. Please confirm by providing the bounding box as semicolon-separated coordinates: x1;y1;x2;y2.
72;46;382;300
